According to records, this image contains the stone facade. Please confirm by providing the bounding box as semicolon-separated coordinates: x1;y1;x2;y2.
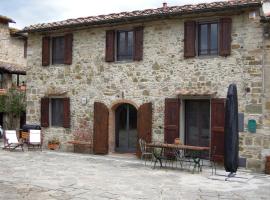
0;19;27;129
26;8;269;172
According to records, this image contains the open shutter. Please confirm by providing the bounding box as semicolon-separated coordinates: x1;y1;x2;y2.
184;21;196;58
211;98;225;162
41;97;49;127
133;26;144;61
105;30;115;62
63;98;70;128
219;18;232;57
137;102;152;157
164;98;180;144
64;33;73;65
42;37;50;66
93;102;109;154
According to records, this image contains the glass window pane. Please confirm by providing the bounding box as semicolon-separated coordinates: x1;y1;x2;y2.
51;99;63;127
199;24;208;55
52;37;64;64
210;23;218;55
117;30;133;60
127;31;133;57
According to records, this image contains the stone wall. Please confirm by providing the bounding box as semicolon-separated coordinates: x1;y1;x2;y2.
0;23;26;66
26;10;269;171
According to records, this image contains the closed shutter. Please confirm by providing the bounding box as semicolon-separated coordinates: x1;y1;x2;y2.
41;97;49;127
164;98;180;144
184;21;196;58
93;102;109;154
42;37;50;66
133;26;144;61
211;98;225;162
63;98;70;128
219;18;232;57
105;30;115;62
64;33;73;65
137;102;152;157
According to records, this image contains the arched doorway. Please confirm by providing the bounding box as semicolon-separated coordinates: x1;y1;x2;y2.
115;103;137;153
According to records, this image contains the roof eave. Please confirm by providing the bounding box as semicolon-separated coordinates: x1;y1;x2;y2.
20;3;261;34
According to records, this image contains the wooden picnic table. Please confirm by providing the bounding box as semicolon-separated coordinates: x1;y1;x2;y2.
147;142;210;172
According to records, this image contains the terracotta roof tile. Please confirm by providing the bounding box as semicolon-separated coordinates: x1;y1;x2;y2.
22;0;261;32
0;61;26;75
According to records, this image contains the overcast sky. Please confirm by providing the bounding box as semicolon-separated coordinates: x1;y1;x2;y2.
0;0;225;29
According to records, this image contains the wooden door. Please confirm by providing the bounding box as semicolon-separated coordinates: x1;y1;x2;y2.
93;102;109;154
211;98;225;162
137;102;152;157
164;98;180;144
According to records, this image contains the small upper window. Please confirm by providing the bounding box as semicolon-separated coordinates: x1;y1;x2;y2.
198;22;218;56
117;30;134;61
52;36;65;64
0;73;3;89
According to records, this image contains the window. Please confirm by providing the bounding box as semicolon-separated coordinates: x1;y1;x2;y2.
24;39;27;58
42;34;73;66
184;18;231;58
52;36;65;64
105;27;143;62
51;98;64;127
41;97;70;128
117;30;134;61
198;22;218;56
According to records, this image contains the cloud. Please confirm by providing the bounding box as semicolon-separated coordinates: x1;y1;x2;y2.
0;0;224;29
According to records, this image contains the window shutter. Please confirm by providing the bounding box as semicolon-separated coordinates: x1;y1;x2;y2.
137;102;152;157
184;21;196;58
164;98;180;144
63;98;70;128
211;98;225;163
41;97;49;127
93;102;109;154
105;30;115;62
219;18;232;57
133;26;144;61
64;33;73;65
42;37;50;66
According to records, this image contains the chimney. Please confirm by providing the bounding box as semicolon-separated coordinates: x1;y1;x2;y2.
163;2;168;10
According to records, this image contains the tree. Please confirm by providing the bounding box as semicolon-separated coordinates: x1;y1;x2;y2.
0;88;26;129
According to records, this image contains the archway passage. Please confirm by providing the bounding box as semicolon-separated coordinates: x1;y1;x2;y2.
115;103;137;153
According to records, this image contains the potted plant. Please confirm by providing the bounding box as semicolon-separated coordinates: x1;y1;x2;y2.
48;137;60;150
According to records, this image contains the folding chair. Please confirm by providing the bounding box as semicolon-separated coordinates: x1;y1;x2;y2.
3;130;24;151
28;129;42;151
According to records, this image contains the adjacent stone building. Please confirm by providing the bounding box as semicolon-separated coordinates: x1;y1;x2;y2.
23;0;270;171
0;15;27;129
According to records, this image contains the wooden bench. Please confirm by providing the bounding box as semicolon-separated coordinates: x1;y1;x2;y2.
67;140;92;153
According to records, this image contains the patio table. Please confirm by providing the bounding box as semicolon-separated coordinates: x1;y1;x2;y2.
147;143;210;172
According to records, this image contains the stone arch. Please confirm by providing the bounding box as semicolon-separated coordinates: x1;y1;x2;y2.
108;99;139;153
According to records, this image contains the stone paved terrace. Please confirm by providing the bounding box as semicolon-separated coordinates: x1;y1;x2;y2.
0;149;270;200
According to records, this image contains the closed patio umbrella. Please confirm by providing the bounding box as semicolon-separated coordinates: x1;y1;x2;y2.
224;84;239;174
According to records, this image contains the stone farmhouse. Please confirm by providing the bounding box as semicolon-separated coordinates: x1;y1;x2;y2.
0;15;27;129
22;0;270;172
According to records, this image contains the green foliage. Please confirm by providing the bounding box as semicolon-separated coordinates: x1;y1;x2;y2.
0;88;26;116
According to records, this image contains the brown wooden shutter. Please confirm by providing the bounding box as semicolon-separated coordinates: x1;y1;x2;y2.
41;97;49;127
164;98;180;144
133;26;144;61
137;102;152;157
219;18;232;57
184;21;196;58
93;102;109;154
42;37;50;66
211;98;225;163
64;33;73;65
105;30;115;62
63;98;70;128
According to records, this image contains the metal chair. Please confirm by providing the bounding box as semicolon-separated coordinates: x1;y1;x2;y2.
3;130;24;151
139;138;153;166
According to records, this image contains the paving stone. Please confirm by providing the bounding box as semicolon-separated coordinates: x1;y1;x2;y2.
0;150;270;199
